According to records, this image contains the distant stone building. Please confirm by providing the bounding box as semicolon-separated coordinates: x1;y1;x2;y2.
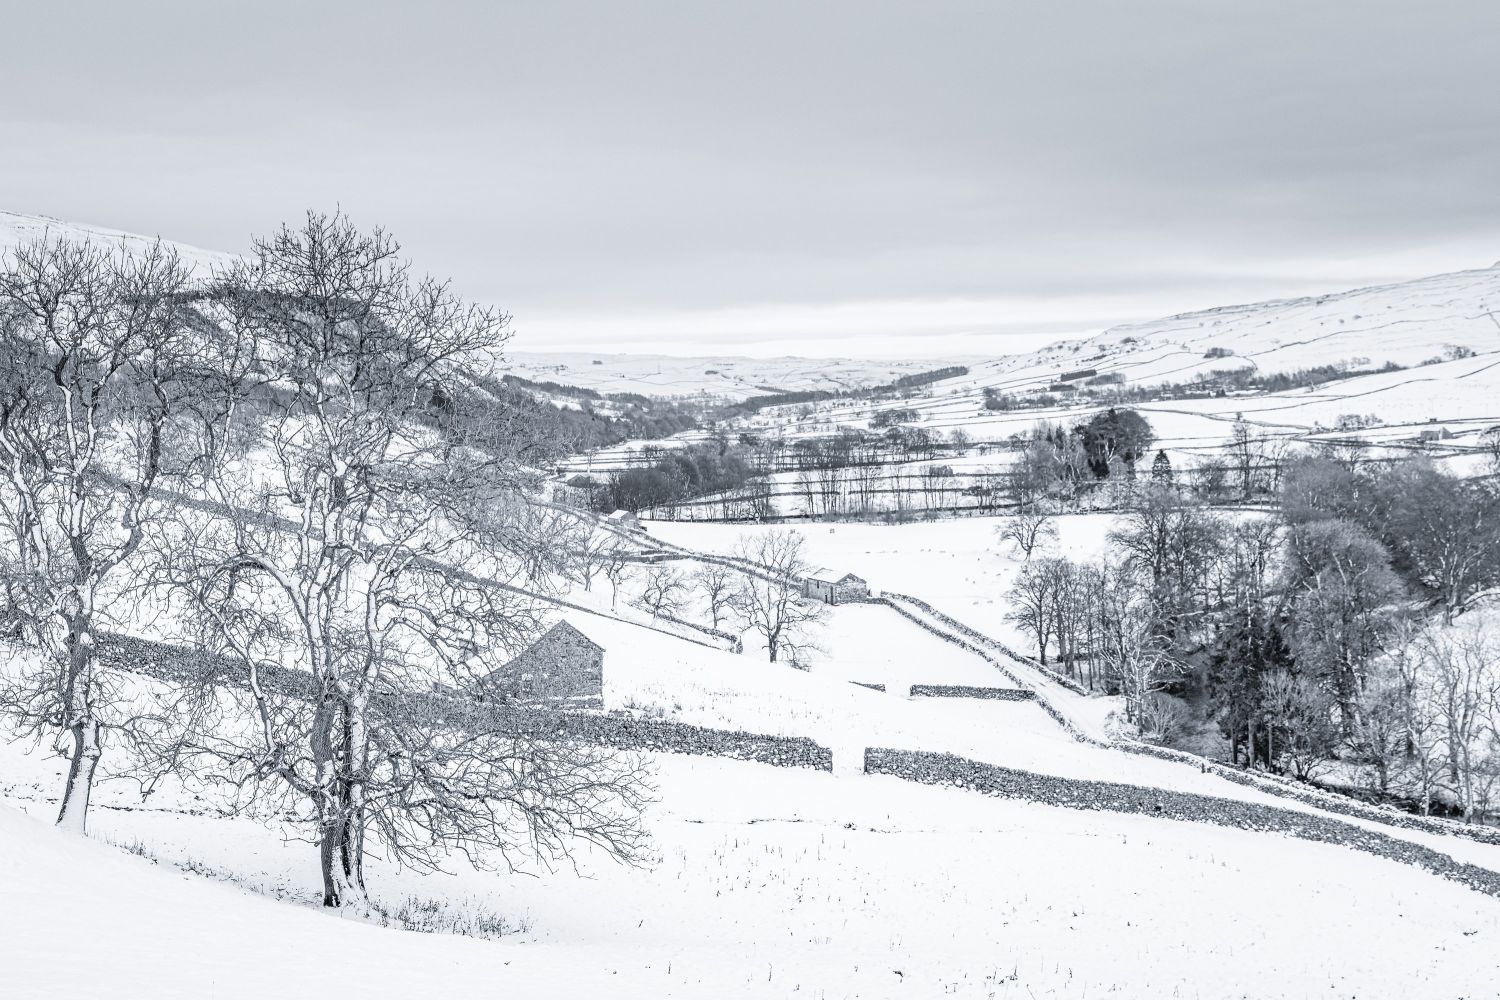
479;621;604;709
607;509;643;531
801;572;871;606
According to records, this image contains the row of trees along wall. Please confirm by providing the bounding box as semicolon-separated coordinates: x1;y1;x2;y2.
627;409;1291;522
0;215;652;911
1002;439;1500;823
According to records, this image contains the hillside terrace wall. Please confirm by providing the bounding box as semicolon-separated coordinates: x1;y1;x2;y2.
98;632;832;772
884;592;1089;695
656;612;743;653
1117;739;1500;847
869;602;1500;847
864;748;1500;898
909;684;1036;701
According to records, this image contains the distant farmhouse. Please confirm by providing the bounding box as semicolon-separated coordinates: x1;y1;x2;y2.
801;572;871;606
607;509;643;531
478;621;604;709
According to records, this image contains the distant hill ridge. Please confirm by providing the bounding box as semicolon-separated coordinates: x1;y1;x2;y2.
4;209;1497;383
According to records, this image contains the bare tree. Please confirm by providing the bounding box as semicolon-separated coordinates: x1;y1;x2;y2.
1420;619;1500;821
1005;558;1059;664
1482;425;1500;475
1109;484;1225;649
0;235;199;832
638;564;687;621
570;526;615;593
921;464;954;509
159;213;648;909
1377;461;1500;623
795;467;817;518
1226;419;1263;500
997;506;1057;560
729;530;825;663
692;561;736;629
602;543;630;612
1259;670;1336;780
1089;577;1177;722
1347;662;1410;797
1282;518;1404;732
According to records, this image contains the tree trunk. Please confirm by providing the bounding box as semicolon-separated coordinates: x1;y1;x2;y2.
309;686;365;909
340;702;369;896
56;606;101;833
56;717;101;833
319;815;368;910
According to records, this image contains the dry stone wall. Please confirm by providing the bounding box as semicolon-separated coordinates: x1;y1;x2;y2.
865;748;1500;898
884;592;1089;695
99;632;832;772
909;684;1036;701
1118;739;1500;847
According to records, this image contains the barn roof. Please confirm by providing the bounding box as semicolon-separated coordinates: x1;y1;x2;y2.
530;620;603;652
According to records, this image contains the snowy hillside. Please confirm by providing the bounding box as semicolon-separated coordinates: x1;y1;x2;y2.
10;746;1499;1000
0;210;237;274
1079;262;1500;381
504;351;959;400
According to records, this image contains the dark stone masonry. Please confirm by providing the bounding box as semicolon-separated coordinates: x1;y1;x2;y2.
908;684;1036;701
481;621;604;709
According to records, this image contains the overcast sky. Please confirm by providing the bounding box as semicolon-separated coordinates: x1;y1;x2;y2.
4;1;1498;357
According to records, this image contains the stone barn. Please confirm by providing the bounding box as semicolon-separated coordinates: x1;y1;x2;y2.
607;509;643;531
480;621;604;709
801;572;871;606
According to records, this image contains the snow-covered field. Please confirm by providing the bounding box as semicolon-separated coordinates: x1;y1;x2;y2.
7;736;1500;1000
650;513;1114;654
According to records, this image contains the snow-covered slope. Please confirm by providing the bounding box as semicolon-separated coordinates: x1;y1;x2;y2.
0;210;237;275
1078;262;1500;380
7;738;1500;999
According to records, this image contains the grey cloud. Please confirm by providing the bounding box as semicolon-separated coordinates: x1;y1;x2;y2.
3;1;1498;354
